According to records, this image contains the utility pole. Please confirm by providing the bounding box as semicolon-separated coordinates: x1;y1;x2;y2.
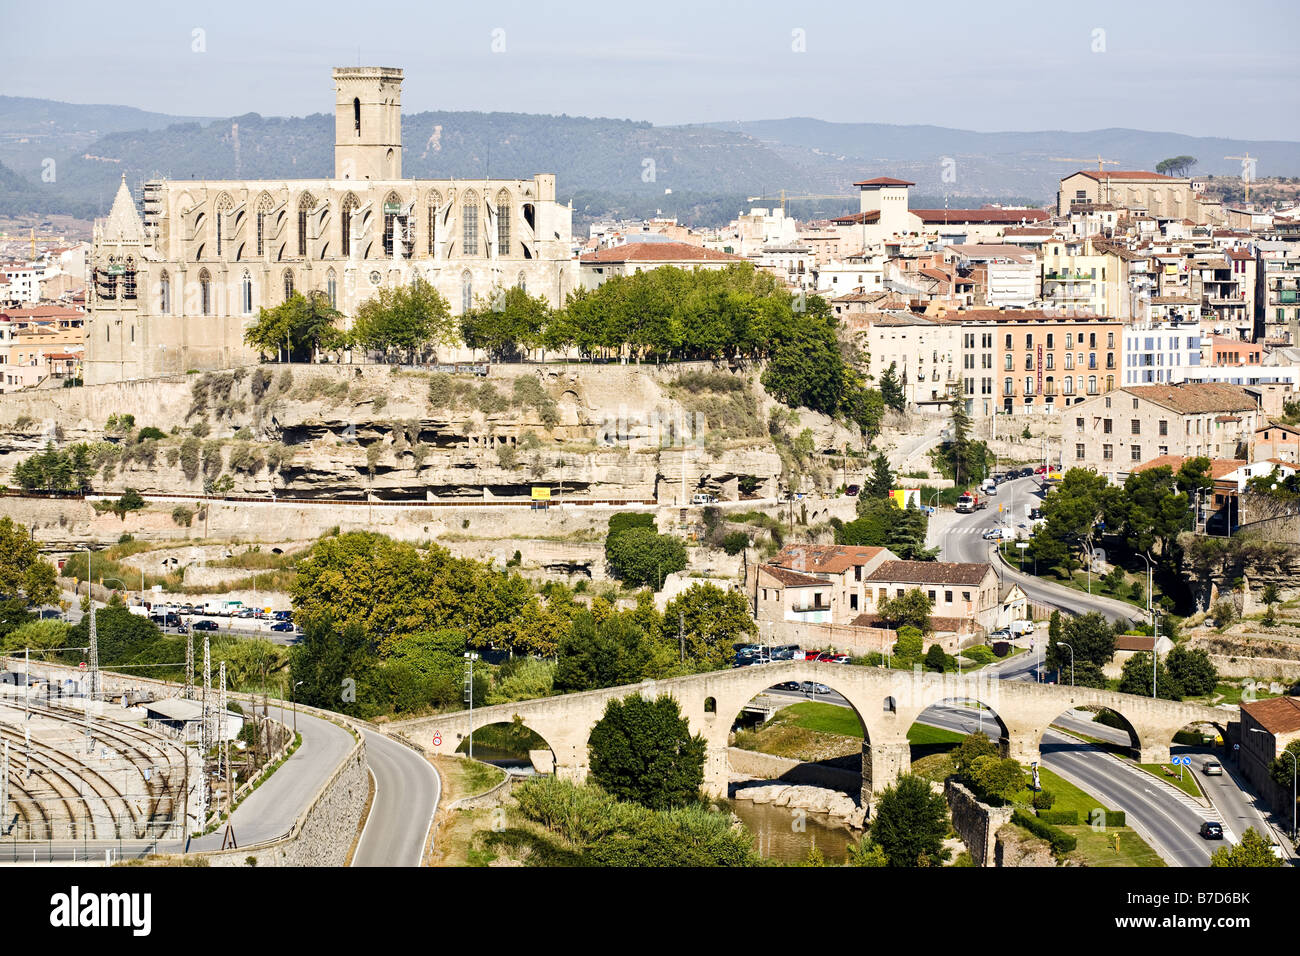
86;550;100;703
1;740;8;834
679;610;685;663
220;661;232;817
183;631;194;700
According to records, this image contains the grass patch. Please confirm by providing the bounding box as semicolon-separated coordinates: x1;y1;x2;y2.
780;701;864;737
1132;763;1205;800
1210;681;1281;706
907;723;966;747
1062;825;1166;867
1011;767;1112;818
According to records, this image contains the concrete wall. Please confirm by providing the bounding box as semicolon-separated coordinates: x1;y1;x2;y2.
945;778;1013;867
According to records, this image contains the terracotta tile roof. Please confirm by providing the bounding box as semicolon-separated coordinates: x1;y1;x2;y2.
854;177;916;187
1075;170;1181;182
1114;635;1155;652
774;544;889;575
1132;455;1246;480
865;560;992;587
580;241;745;264
911;209;1050;225
1125;383;1258;415
1003;227;1056;237
1259;421;1300;436
830;210;881;225
1243;696;1300;736
760;565;825;588
945;309;1119;324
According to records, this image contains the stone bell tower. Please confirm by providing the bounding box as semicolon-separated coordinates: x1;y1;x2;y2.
333;66;403;181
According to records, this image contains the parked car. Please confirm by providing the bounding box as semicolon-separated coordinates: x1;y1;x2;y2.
272;610;292;621
1034;465;1048;475
830;655;851;664
691;493;717;505
845;484;860;497
1199;821;1224;840
799;681;831;695
815;652;836;663
270;621;296;633
192;620;219;631
1201;759;1223;776
236;608;256;619
990;628;1012;642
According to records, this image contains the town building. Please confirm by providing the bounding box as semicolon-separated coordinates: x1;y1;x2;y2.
1238;697;1300;828
1056;170;1222;224
579;240;746;289
1063;383;1261;482
864;314;960;407
861;559;1002;634
748;544;896;625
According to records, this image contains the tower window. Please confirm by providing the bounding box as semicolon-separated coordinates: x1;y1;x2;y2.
354;97;361;135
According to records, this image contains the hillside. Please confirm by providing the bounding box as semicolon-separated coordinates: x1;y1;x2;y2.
3;95;1299;226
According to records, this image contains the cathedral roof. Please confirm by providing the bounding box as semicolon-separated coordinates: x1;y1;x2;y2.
102;175;143;244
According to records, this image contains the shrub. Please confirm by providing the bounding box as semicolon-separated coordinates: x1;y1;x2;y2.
171;506;194;528
893;626;923;661
179;437;201;482
1012;808;1077;855
1037;809;1078;825
1032;789;1057;811
962;644;995;665
1212;600;1238;629
924;643;947;672
136;426;166;442
721;531;749;555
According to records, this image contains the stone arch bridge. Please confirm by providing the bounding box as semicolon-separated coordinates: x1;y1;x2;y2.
391;661;1227;807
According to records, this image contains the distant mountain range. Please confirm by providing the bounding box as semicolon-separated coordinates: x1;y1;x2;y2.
2;95;1297;227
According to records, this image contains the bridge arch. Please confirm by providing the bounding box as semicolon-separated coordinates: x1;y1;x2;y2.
456;716;558;775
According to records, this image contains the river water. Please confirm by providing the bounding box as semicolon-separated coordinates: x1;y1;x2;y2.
728;799;859;864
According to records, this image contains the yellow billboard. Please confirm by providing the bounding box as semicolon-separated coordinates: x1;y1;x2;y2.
531;487;551;500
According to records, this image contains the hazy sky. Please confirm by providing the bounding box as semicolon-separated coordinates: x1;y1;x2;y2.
4;0;1298;140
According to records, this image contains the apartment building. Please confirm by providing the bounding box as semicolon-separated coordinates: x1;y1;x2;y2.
1062;383;1260;482
1257;241;1300;344
942;244;1036;308
948;309;1122;415
865;314;960;406
952;317;997;417
1122;322;1202;385
1255;420;1300;463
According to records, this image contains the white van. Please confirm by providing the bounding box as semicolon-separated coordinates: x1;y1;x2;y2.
1010;619;1035;637
691;493;717;505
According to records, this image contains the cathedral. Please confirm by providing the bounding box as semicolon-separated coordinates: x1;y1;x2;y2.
85;67;579;384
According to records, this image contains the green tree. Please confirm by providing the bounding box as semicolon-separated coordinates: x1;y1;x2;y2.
870;773;951;866
605;527;687;590
967;755;1026;804
924;643;947;672
1050;611;1117;670
352;277;454;363
865;452;895;499
460;286;552;361
1117;652;1182;700
661;583;757;671
892;625;923;662
0;517;59;637
1165;645;1218;697
951;732;999;775
0;618;69;654
289;620;381;719
587;694;706;811
838;497;936;560
1268;739;1300;791
845;836;889;866
878;362;905;413
1155;155;1197;177
243;290;346;362
1210;827;1282;867
877;588;934;633
554;611;653;692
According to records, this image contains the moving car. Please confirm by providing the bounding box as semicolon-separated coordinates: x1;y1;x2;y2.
982;527;1012;540
772;681;801;691
192;620;219;631
1201;758;1223;776
1199;821;1224;840
799;681;831;695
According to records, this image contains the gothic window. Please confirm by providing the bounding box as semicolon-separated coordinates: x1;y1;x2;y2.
213;194;233;258
297;192;317;257
199;269;212;316
353;97;361;135
517;272;526;295
496;190;511;256
427;191;442;255
241;271;253;315
383;191;401;258
462;192;479;256
461;271;473;313
159;271;171;314
327;269;337;309
341;193;358;257
256;193;273;257
122;257;137;300
283;270;295;302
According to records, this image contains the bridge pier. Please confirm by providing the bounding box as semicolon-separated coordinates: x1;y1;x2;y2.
863;737;910;807
1138;744;1171;764
703;745;729;800
1006;727;1043;766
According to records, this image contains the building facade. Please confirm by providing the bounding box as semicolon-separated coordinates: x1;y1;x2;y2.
85;67;580;384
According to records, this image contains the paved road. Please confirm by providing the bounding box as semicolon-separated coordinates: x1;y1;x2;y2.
184;706;354;851
938;476;1144;624
352;730;440;867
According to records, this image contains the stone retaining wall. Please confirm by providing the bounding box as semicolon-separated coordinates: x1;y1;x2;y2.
726;746;862;794
945;778;1013;868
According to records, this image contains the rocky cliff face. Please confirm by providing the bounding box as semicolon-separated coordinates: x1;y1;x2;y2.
0;363;858;503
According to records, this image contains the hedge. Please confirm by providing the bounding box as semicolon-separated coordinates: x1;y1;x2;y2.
1012;808;1077;855
1037;809;1079;826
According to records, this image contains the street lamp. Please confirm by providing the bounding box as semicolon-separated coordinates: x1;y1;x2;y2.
1249;728;1296;843
1136;551;1154;625
291;680;303;735
1058;641;1074;687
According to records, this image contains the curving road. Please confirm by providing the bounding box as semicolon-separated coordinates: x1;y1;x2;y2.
352;730;440;867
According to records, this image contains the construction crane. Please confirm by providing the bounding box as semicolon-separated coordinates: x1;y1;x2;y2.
1049;156;1121;173
1224;153;1256;203
745;190;851;216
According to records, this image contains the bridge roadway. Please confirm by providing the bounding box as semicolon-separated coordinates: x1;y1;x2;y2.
394;660;1225;811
